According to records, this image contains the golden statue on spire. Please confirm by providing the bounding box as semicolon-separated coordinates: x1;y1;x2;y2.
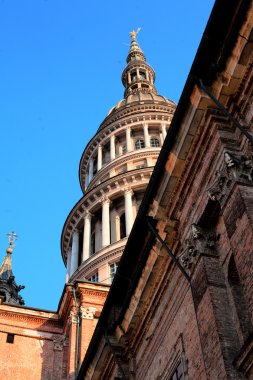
130;27;141;41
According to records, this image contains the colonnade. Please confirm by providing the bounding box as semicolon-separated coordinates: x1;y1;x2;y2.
85;123;168;188
66;188;136;280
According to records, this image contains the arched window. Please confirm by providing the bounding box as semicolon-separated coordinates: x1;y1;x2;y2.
135;139;145;150
120;213;126;239
150;138;160;147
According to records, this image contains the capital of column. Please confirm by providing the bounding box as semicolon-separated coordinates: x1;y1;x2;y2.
124;186;134;197
84;211;92;221
101;195;111;205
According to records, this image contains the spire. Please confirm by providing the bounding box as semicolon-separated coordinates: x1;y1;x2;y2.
122;28;157;98
0;232;25;305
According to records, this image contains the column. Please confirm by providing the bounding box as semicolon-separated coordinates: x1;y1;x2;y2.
66;249;72;283
88;158;94;182
101;197;111;247
124;188;134;236
82;212;92;261
118;146;123;156
110;208;118;243
143;123;150;148
97;145;102;171
110;135;116;160
160;131;164;145
70;230;79;276
126;127;132;152
127;72;131;84
161;123;167;140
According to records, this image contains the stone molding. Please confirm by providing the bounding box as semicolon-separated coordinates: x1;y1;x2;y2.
179;224;219;274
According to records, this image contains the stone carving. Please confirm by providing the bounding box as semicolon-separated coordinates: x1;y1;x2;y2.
68;309;79;324
179;224;219;273
207;152;253;206
80;306;97;319
53;335;67;351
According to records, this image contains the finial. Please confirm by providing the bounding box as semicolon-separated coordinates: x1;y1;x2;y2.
130;27;141;41
6;231;18;254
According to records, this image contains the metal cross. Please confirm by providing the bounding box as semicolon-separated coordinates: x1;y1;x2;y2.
6;231;18;248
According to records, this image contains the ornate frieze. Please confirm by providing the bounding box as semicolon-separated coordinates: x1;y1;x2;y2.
207;151;253;207
179;224;219;273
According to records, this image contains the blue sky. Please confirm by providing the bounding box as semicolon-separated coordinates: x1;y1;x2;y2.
0;0;215;310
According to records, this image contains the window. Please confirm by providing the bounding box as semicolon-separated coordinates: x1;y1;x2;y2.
89;272;98;283
170;362;184;380
122;145;126;154
130;71;137;82
6;333;14;344
139;70;146;80
135;139;144;150
109;262;119;282
150;138;160;147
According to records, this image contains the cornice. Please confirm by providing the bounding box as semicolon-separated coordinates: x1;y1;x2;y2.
0;307;62;331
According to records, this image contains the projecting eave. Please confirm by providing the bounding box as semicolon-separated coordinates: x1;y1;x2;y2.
77;0;252;377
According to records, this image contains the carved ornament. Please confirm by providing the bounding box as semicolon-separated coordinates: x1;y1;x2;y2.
207;152;253;206
80;306;97;319
179;224;219;273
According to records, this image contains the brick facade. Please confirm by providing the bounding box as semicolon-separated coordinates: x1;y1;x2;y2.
0;282;108;380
